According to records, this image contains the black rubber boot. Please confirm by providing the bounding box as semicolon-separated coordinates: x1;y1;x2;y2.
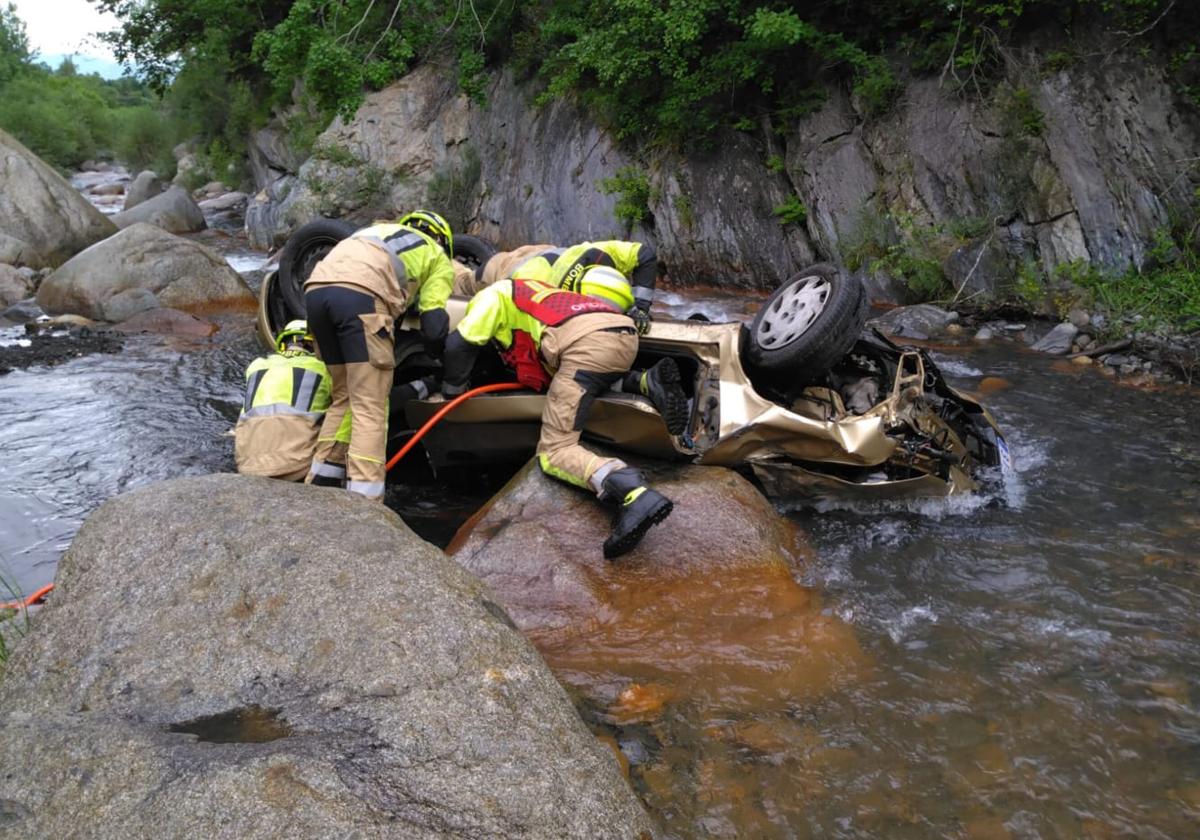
601;467;674;560
634;358;688;435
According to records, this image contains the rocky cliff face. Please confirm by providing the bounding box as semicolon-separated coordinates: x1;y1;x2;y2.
246;52;1199;299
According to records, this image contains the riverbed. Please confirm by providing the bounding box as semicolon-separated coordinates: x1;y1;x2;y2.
3;178;1199;834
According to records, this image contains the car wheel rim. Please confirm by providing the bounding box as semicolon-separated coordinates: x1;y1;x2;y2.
755;274;830;348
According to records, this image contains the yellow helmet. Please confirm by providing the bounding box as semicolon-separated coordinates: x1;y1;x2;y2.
275;319;313;353
398;209;453;258
578;265;634;312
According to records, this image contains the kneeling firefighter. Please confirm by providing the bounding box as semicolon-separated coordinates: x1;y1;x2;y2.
303;210;455;500
439;264;688;559
234;320;350;481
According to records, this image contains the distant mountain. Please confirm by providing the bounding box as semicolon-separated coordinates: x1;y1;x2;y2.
36;53;133;80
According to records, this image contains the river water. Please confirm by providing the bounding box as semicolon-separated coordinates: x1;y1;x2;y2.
2;201;1199;834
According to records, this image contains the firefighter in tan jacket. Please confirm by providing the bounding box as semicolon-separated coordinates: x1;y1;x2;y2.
303;210;455;500
438;262;688;559
235;320;348;481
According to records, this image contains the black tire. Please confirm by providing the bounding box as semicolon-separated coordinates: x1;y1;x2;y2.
453;234;497;271
746;263;868;391
277;218;356;317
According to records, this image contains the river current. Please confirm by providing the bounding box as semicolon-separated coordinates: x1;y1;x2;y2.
2;241;1199;835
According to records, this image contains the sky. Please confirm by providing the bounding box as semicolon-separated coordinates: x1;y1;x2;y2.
11;0;128;76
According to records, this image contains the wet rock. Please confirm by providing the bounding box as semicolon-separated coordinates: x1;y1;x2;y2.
37;223;253;320
1003;323;1027;332
1067;308;1090;328
869;304;960;340
113;307;216;337
123;169;166;211
1031;322;1078;354
0;325;123;374
101;287;161;322
1075;333;1093;350
0;475;651;838
89;182;124;196
974;326;995;341
112;185;206;234
194;180;229;199
1104;353;1130;367
0;263;33;306
0;298;43;324
0;128;117;268
198;191;248;212
1071;354;1092;366
449;460;866;716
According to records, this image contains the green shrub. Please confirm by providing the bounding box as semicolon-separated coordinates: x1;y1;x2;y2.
113;106;176;176
773;195;808;226
766;154;786;172
598;166;654;229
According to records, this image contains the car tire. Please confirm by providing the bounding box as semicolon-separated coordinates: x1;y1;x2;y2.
277;218;356;317
453;234;497;271
746;263;868;391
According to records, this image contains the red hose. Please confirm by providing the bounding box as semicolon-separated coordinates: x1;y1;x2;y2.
0;582;54;611
386;382;526;472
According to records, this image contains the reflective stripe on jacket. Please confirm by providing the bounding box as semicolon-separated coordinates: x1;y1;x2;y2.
235;351;346;478
306;223;455;319
351;223;454;313
454;279;618;350
547;240;656;309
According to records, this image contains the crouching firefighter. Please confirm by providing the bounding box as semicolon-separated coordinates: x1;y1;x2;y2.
234;320;349;481
303;210;455;500
546;239;661;335
439;265;688;559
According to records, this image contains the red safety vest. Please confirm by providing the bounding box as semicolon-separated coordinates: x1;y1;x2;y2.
499;279;622;392
510;278;619;324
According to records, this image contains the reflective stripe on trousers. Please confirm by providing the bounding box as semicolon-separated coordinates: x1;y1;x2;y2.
310;460;347;479
347;480;385;499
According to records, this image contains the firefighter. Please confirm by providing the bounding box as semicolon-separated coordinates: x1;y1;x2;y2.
546;240;660;334
234;320;349;481
439;264;688;559
303;210;455;500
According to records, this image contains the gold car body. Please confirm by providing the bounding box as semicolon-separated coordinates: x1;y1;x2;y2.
259;272;1004;500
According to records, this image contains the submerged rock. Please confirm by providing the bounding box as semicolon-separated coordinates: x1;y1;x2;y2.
112;185;207;234
449;460;866;716
113;306;217;337
0;128;117;268
0;474;651;838
36;223;253;320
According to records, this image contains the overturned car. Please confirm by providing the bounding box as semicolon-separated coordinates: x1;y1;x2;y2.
257;222;1008;501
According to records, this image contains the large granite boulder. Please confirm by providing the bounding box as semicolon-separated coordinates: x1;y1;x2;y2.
36;223;253;320
0;475;651;839
112;185;207;234
123;169;167;210
448;460;865;716
0;128;117;268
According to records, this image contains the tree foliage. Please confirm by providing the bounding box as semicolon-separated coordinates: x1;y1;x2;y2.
89;0;1198;150
0;3;172;171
